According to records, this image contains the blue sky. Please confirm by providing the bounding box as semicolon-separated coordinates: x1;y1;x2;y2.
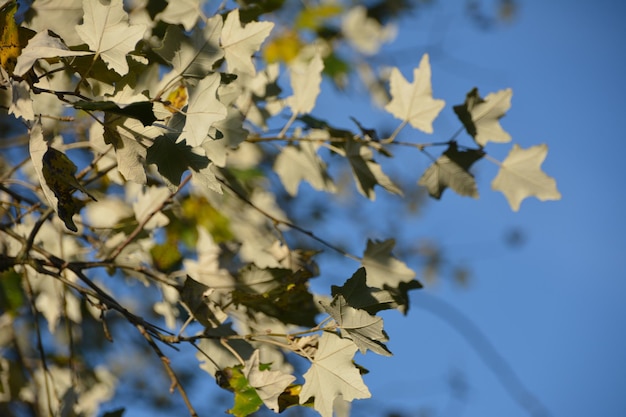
309;2;626;417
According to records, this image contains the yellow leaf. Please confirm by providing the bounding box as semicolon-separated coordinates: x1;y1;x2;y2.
166;84;188;113
264;31;302;64
0;1;20;74
296;4;343;30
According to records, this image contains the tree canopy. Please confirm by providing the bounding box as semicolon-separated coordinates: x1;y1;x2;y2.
0;1;559;416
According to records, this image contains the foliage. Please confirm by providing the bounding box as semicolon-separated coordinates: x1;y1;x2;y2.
0;0;558;416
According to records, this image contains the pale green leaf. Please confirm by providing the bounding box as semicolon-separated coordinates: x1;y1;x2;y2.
384;54;445;133
491;144;561;211
8;79;34;121
13;30;91;76
274;140;336;196
221;8;274;76
155;16;223;79
453;88;512;146
75;0;146;75
191;163;222;194
157;0;201;31
342;6;396;55
179;275;227;328
300;332;371;417
418;142;484;199
321;295;391;356
361;239;416;288
286;52;324;115
244;350;296;412
27;0;83;46
178;73;227;147
131;186;169;230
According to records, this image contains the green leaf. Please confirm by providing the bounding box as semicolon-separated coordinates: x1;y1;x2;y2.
221;8;274;76
0;268;24;315
74;100;157;127
453;87;512;147
274;140;336;196
331;267;422;315
13;30;91;76
491;144;561;211
300;332;371;417
102;117;152;184
156;17;223;79
418;142;484;199
361;239;415;288
384;54;445;134
75;0;146;75
321;294;392;356
221;366;264;417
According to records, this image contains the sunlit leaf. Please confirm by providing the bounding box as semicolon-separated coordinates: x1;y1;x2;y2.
221;8;274;76
244;350;296;412
361;239;415;288
453;87;512;146
75;0;146;75
157;0;201;31
418;142;484;199
286;52;324;115
491;144;561;211
321;294;392;356
384;54;445;134
13;30;91;76
274;139;336;196
300;332;370;417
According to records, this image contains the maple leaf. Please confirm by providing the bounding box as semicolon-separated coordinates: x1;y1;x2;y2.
300;332;371;417
361;239;415;289
29;122;96;232
13;30;91;76
384;54;445;134
157;0;201;31
491;144;561;211
221;8;274;76
418;142;484;199
274;140;336;196
453;87;512;147
75;0;146;75
321;294;392;356
331;268;422;315
156;16;223;79
178;73;227;147
102;116;151;184
244;350;296;413
286;52;324;115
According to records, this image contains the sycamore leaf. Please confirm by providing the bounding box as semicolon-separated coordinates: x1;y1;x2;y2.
286;52;324;115
342;5;396;55
331;268;422;315
132;186;170;229
274;140;336;196
300;332;370;417
179;275;227;328
0;0;20;74
178;73;227;147
453;88;512;147
197;324;255;377
191;163;222;194
418;142;484;199
74;100;157;126
8;79;34;122
491;144;561;211
361;239;415;289
157;0;201;31
221;8;274;76
75;0;146;75
222;366;264;417
384;54;445;134
244;350;296;413
13;30;91;76
343;140;402;200
156;16;223;79
321;294;391;356
29;124;96;232
27;0;83;47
